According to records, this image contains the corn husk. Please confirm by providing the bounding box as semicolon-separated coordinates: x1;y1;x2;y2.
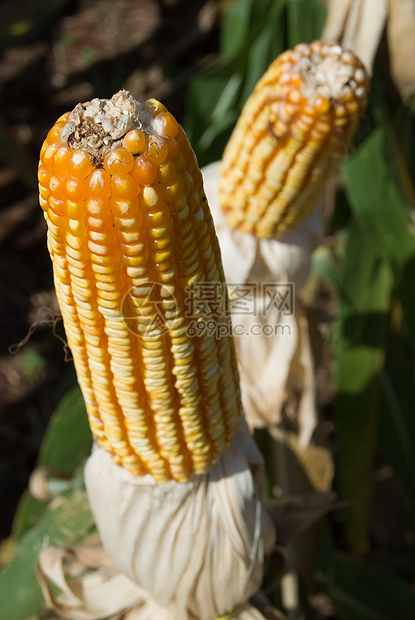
387;0;415;99
203;162;321;444
37;540;148;620
322;0;387;73
81;417;275;620
37;532;281;620
37;535;281;620
38;541;274;619
323;0;415;98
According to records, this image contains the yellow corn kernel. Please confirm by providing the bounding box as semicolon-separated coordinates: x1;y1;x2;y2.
219;41;369;238
39;90;241;482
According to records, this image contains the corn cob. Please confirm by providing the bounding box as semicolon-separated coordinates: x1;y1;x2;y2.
38;90;241;483
219;41;369;238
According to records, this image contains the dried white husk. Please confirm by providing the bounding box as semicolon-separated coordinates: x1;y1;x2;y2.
37;540;148;620
202;162;322;444
37;535;277;620
37;537;279;620
322;0;415;98
82;418;275;620
387;0;415;99
322;0;387;73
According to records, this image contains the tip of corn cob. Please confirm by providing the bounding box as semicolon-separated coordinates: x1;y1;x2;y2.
60;90;155;163
219;41;369;238
39;90;241;483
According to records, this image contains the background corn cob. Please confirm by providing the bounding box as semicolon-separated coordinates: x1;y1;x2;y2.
219;41;369;238
38;90;241;483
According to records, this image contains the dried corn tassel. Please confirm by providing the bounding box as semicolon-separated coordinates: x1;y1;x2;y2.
38;90;241;483
219;41;369;238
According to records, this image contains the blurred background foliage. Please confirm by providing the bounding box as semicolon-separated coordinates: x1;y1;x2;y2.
1;0;415;618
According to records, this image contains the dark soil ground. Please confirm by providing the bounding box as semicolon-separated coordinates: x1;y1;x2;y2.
0;0;221;542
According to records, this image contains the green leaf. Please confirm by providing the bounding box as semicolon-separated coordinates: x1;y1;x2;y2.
343;126;415;342
221;0;256;62
11;492;48;542
198;109;239;152
311;245;340;287
378;337;415;499
210;73;243;122
338;229;392;391
336;227;392;554
221;0;286;62
0;492;95;620
187;68;240;164
287;0;326;47
186;0;288;164
318;552;415;620
9;388;90;542
344;127;415;267
240;15;286;103
37;387;92;476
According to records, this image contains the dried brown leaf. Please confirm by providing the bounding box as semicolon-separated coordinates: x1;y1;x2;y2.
264;492;337;545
